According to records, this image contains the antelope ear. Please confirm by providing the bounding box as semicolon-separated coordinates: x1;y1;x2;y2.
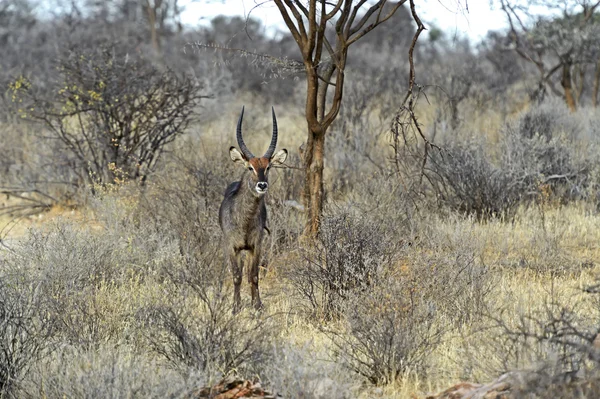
270;149;288;165
229;147;246;164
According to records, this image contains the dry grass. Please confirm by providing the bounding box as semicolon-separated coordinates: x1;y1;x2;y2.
2;163;600;398
2;98;600;398
247;200;600;397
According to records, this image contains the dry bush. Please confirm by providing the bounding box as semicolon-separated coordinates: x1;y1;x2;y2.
140;301;274;379
326;245;489;386
501;103;600;204
10;45;205;190
138;252;275;378
262;343;358;399
326;279;442;386
429;141;525;219
0;122;76;219
428;102;600;219
6;220;169;347
299;207;492;386
482;279;600;398
288;208;398;319
21;346;203;399
0;270;55;397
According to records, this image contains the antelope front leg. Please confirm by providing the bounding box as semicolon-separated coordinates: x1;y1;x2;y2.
230;250;243;314
248;249;263;310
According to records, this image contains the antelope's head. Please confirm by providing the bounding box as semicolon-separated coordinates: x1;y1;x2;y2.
229;106;288;196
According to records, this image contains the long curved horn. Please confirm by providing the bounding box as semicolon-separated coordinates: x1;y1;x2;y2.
264;106;278;159
236;106;254;159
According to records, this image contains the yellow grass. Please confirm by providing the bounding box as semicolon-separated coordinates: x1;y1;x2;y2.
3;192;597;397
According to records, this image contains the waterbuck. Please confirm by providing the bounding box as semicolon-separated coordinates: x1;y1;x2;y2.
219;106;288;312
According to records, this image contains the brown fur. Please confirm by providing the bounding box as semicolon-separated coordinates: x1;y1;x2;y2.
248;157;270;170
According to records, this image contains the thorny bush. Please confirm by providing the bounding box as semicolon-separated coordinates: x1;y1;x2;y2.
11;45;206;190
0;267;55;397
289;209;397;319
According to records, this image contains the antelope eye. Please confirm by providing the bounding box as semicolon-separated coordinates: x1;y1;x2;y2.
248;167;253;171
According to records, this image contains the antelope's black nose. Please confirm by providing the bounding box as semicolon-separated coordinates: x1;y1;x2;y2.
257;182;268;191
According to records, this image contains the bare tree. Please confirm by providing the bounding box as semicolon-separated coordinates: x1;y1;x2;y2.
500;0;600;110
272;0;410;238
84;0;189;52
142;0;185;52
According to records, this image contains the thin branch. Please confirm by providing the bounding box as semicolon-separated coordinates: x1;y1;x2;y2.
244;0;272;40
347;1;405;46
186;42;304;71
283;0;309;43
325;0;344;19
345;0;370;37
402;0;425;106
273;0;305;47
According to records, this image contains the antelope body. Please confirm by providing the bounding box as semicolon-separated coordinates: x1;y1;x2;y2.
219;107;287;312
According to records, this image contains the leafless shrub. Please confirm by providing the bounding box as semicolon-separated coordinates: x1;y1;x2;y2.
484;283;600;398
138;253;274;377
6;214;184;349
0;121;80;223
501;104;599;203
429;141;525;220
288;209;397;319
21;346;203;399
8;222;130;347
0;269;55;397
325;279;442;385
428;102;600;218
413;247;491;326
319;227;490;385
10;45;206;191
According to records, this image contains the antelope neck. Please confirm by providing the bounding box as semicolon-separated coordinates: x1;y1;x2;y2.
239;171;265;209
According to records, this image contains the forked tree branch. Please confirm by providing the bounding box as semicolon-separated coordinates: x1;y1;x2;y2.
284;0;308;41
346;0;368;36
403;0;425;106
347;2;405;46
274;1;305;48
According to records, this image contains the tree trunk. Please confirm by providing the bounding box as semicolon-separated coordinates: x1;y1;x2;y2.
144;1;161;52
302;62;325;238
302;61;338;239
593;59;600;108
303;127;325;238
561;63;576;112
575;64;585;105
